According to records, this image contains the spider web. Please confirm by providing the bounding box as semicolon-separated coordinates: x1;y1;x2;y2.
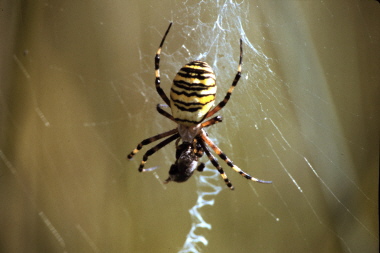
0;1;379;253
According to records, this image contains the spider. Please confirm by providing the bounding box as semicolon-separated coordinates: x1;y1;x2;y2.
127;22;271;190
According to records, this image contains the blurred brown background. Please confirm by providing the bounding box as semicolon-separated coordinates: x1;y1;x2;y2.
0;1;378;252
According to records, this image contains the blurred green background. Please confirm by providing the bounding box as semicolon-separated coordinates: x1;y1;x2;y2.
0;1;378;252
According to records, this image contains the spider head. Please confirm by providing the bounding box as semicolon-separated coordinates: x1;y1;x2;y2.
164;142;201;184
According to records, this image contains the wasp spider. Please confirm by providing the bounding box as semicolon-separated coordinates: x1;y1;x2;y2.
127;22;271;190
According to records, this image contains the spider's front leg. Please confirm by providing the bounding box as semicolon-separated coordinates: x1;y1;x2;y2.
127;128;178;160
197;136;234;189
199;130;272;186
136;133;179;172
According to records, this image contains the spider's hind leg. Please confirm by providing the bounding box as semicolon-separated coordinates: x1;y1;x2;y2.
201;116;223;128
204;39;243;119
155;23;173;106
157;104;176;122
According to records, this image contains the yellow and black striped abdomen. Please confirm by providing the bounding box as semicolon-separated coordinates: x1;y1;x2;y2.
170;61;216;126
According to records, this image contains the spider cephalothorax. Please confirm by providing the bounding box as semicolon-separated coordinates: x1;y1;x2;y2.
127;22;271;190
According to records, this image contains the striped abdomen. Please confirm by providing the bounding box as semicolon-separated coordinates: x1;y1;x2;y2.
170;61;216;126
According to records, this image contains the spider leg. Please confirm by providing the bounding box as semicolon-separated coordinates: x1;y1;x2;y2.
197;137;235;190
192;138;204;158
138;133;180;172
201;116;223;128
200;129;272;184
155;22;173;107
204;39;243;119
194;144;204;157
157;104;176;122
127;128;178;159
